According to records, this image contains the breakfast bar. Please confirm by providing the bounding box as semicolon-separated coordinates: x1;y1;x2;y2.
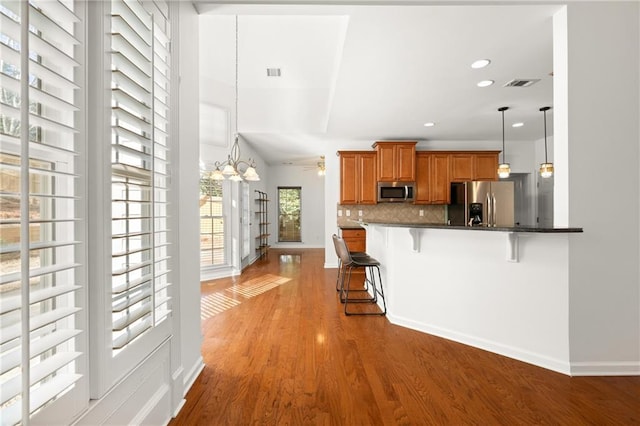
359;220;583;375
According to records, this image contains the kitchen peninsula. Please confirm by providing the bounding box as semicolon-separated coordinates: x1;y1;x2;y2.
359;219;583;375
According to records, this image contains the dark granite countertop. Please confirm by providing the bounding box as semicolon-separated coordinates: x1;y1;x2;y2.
353;220;583;233
338;224;365;230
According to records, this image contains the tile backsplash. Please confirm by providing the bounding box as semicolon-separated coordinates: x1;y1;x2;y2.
336;203;446;226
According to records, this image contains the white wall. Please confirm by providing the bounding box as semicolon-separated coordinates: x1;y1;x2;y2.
269;165;326;248
367;225;572;374
556;3;640;374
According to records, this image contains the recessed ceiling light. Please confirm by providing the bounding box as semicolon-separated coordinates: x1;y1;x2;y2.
471;59;491;69
423;122;435;127
512;122;524;128
477;80;494;88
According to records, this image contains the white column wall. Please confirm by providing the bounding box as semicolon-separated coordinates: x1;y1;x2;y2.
177;1;205;396
559;3;640;374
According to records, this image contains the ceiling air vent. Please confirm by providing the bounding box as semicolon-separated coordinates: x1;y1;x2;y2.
266;68;281;77
503;78;540;88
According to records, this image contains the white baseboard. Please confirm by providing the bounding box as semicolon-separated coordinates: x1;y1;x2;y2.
171;366;186;418
172;398;186;419
270;243;325;249
201;266;237;281
324;261;339;269
183;356;205;397
388;314;572;376
570;361;640;376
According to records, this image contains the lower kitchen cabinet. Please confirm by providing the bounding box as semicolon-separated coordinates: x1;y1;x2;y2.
341;228;366;252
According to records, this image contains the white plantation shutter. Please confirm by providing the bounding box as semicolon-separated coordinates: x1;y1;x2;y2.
0;0;86;425
110;0;171;353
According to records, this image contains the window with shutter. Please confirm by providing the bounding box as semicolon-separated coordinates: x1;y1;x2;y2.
109;0;171;353
0;0;87;424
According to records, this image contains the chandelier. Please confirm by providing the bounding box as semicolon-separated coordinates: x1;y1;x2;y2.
210;16;260;182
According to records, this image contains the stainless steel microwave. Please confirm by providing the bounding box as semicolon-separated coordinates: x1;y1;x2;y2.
377;182;415;203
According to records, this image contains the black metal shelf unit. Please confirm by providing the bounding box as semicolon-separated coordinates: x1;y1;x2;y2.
255;190;270;257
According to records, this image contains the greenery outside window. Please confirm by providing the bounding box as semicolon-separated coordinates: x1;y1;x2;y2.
278;187;301;242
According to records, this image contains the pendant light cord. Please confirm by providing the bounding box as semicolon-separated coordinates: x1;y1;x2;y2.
543;108;548;163
498;106;508;163
235;15;239;138
501;109;505;163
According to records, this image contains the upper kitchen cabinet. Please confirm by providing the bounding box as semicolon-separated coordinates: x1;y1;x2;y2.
373;141;417;182
415;152;450;204
338;151;377;204
450;152;499;181
474;153;499;180
450;153;474;181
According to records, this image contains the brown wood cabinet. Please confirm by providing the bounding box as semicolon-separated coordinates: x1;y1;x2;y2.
341;228;366;252
415;152;450;204
450;153;475;182
338;151;377;205
474;153;499;180
450;152;499;181
373;141;416;182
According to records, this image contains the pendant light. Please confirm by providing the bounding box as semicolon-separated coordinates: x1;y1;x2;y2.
497;106;510;178
539;106;553;178
210;16;260;182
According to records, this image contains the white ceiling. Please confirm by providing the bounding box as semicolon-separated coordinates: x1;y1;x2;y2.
197;3;559;166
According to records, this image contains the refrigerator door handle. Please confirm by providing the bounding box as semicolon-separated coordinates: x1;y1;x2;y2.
485;193;491;227
492;193;497;227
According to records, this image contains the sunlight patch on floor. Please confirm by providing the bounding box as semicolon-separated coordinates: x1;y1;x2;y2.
201;273;292;320
226;273;291;298
200;293;242;320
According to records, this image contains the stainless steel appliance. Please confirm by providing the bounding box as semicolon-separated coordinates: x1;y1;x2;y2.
377;181;415;203
448;181;514;227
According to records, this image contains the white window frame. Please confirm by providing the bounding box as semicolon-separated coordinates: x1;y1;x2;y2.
200;178;234;280
199;174;226;267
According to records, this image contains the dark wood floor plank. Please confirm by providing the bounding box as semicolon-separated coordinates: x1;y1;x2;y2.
171;249;640;425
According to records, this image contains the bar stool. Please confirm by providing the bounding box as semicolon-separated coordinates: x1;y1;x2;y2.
333;234;387;316
332;234;369;292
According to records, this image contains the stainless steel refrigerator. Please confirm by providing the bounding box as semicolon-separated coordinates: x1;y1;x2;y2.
448;181;515;227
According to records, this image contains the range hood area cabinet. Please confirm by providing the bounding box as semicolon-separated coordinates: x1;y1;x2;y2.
415;152;450;204
450;152;500;182
373;141;417;182
338;151;377;205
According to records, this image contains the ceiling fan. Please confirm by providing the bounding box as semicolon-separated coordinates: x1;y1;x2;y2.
303;156;325;176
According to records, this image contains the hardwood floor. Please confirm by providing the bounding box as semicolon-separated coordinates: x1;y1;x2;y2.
171;248;639;425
